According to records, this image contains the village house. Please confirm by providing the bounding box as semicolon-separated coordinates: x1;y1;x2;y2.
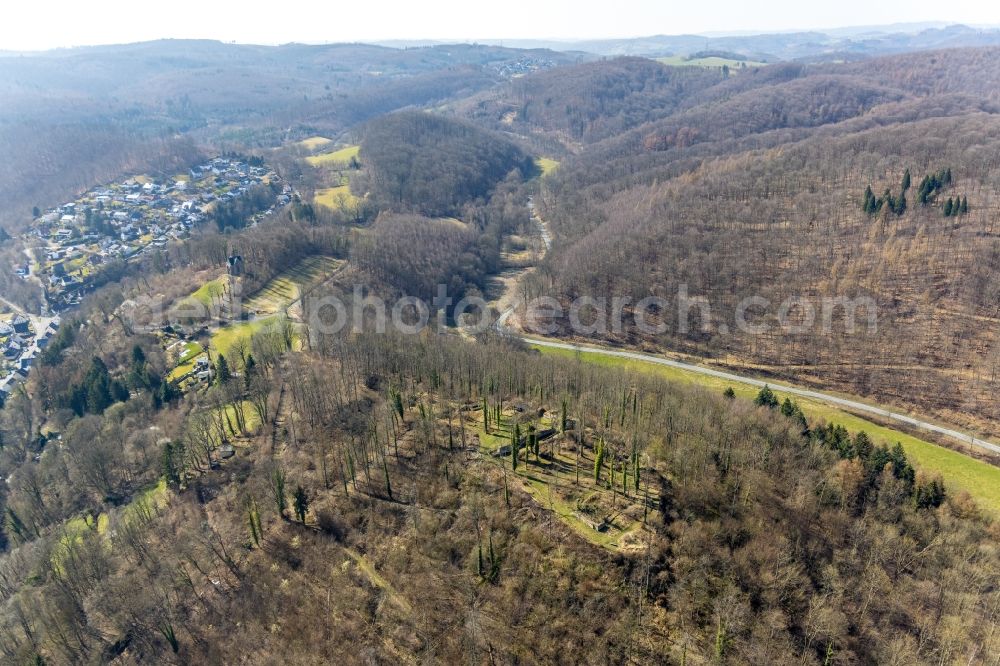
26;157;284;314
3;340;22;360
11;315;30;335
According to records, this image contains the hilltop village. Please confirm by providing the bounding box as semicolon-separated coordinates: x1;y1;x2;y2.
15;156;289;311
1;156;291;403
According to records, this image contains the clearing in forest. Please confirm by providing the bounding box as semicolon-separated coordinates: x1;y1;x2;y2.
534;157;560;177
657;55;767;68
208;399;263;444
53;478;169;571
306;144;360;167
244;255;342;314
297;136;334;151
314;185;359;210
209;317;279;359
188;275;232;308
344;548;414;614
462;404;656;554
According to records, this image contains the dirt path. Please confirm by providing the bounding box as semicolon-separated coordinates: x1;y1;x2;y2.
344;548;414;614
270;380;288;456
490;196;550;327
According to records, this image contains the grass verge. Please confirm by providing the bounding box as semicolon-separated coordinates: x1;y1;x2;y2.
534;345;1000;515
306;145;360;167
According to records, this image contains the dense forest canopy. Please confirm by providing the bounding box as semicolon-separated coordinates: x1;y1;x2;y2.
351;214;487;303
484;48;1000;430
2;327;998;663
361;111;536;217
461;57;725;143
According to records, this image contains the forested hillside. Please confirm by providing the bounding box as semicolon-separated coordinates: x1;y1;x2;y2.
2;328;997;663
460;57;723;144
361;111;536;216
493;49;1000;431
465;23;1000;61
351;214;489;302
350;112;535;306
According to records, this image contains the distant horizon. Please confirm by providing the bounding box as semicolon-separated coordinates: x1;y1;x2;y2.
3;0;1000;52
5;21;1000;55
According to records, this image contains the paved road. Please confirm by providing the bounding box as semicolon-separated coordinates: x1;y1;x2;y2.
0;286;57;336
0;294;24;315
509;333;1000;457
495;198;1000;458
2;248;48;319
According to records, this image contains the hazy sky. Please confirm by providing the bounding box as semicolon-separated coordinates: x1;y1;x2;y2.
3;0;1000;51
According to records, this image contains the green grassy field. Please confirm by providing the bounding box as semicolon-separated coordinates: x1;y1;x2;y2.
245;255;341;314
306;144;360;167
297;136;333;151
131;477;169;513
189;276;230;307
211;400;263;442
210;317;277;359
167;341;204;382
54;478;168;571
181;256;333;376
535;156;560;177
657;55;767;68
314;185;359;210
211;314;304;358
535;345;1000;515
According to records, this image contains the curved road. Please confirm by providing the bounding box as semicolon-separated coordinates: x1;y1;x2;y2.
509;332;1000;456
494;198;1000;458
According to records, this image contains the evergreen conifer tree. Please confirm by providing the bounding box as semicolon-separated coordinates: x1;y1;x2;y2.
216;354;231;384
293;485;309;523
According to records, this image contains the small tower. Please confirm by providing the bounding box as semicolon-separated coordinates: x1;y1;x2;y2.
226;254;244;277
